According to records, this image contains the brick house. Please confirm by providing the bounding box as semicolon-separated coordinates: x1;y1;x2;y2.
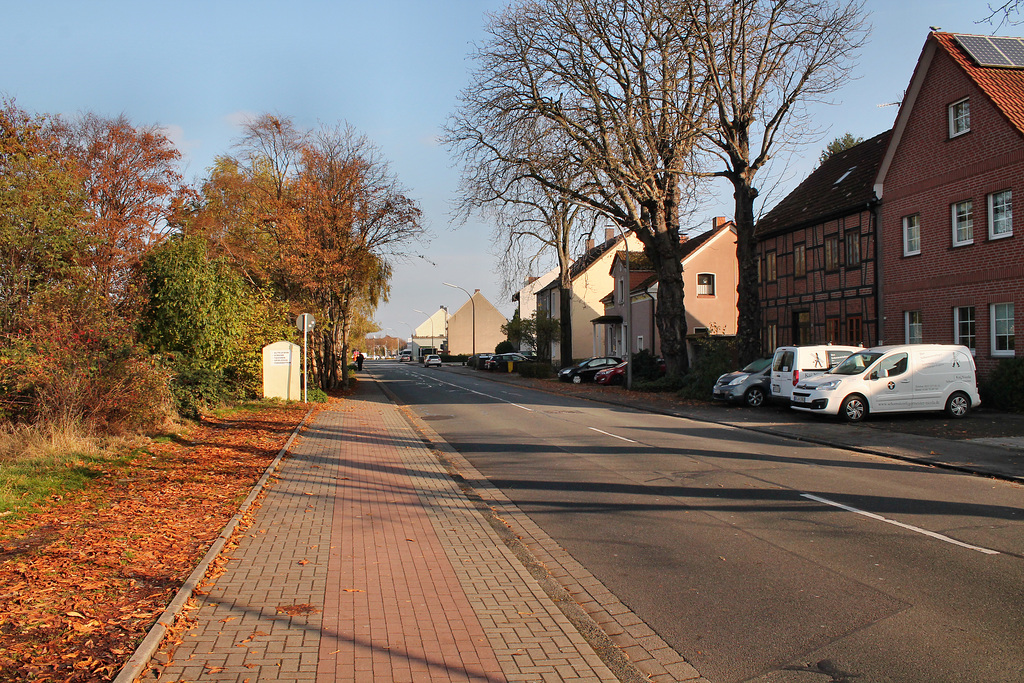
875;31;1024;377
755;131;891;352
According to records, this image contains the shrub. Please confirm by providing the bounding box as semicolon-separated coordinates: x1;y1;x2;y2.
0;284;174;433
494;340;515;354
634;375;686;393
517;362;554;379
676;334;736;400
631;349;663;381
980;358;1024;412
306;387;329;403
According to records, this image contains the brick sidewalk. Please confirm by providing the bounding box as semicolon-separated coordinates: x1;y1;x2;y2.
146;380;617;682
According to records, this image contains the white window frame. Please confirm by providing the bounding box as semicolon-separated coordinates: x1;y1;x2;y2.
903;214;921;256
949;97;970;138
905;311;923;344
636;334;644;351
952;200;973;246
617;276;625;305
991;302;1015;357
988;189;1013;239
696;272;716;296
954;306;976;355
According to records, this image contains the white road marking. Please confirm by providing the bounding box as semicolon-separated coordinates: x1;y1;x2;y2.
588;427;637;443
410;370;533;411
801;493;1000;555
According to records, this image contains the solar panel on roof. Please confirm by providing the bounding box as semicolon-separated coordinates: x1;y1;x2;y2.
955;34;1014;67
990;37;1024;67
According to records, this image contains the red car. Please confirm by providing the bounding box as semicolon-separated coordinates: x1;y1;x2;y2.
594;358;667;385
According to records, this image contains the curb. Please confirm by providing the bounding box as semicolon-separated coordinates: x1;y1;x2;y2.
114;406;316;683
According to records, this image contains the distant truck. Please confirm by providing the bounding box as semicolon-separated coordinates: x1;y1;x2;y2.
398;349;412;362
790;344;979;422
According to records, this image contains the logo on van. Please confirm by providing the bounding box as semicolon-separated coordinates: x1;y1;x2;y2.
887;381;895;391
951;352;965;368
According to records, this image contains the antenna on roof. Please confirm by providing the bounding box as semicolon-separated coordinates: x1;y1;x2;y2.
877;101;901;107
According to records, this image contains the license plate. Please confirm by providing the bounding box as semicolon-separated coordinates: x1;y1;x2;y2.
772;384;780;394
793;395;807;403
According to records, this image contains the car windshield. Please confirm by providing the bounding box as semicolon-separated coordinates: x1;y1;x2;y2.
742;358;772;373
830;351;885;376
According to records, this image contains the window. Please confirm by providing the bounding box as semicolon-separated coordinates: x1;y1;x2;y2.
903;214;921;256
845;231;861;267
766;323;778;352
989;190;1012;239
991;303;1015;356
824;235;840;270
765;252;777;281
636;335;644;351
697;273;716;296
617;277;624;305
825;318;840;343
905;311;923;344
951;200;973;246
878;353;909;378
793;244;806;277
949;97;970;137
954;306;976;353
794;311;811;345
847;316;863;346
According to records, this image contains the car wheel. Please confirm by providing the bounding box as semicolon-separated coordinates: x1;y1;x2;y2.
840;394;867;423
744;386;766;407
945;391;971;418
571;374;582;384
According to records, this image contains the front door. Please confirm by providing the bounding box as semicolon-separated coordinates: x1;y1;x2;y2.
865;352;912;412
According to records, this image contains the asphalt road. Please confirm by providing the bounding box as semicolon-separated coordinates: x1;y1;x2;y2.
371;361;1024;683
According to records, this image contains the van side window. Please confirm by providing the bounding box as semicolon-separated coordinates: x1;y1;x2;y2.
878;353;909;378
774;351;794;372
827;350;852;368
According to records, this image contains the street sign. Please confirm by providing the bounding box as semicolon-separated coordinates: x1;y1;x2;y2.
296;313;315;333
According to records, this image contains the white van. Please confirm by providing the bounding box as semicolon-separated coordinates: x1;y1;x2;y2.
770;345;859;401
790;344;980;422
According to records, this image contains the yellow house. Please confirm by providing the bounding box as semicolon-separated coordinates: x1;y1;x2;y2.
534;228;643;364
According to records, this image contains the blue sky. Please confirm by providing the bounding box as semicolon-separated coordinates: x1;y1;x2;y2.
1;0;1000;342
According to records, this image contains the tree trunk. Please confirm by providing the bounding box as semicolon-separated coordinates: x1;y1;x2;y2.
644;231;689;378
558;263;573;367
733;178;762;366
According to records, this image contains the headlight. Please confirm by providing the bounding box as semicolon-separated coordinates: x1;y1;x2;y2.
816;379;843;390
728;374;749;386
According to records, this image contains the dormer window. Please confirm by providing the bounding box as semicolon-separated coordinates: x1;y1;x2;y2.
949;97;970;138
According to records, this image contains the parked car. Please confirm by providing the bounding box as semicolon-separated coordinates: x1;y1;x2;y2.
595;361;627;385
485;353;530;371
791;344;979;422
769;345;859;401
466;353;493;369
423;354;442;368
399;349;412;362
558;356;622;384
712;357;772;406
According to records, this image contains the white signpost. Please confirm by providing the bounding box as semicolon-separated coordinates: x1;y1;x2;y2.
296;313;315;403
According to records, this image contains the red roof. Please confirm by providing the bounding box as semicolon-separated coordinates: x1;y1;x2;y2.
935;32;1024;136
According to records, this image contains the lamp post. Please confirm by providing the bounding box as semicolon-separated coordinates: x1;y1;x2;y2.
609;225;632;390
413;308;435;354
443;282;475;356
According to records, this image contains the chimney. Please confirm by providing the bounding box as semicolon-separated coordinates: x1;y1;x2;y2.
679;234;688;244
713;216;728;229
586;238;595;251
605;227;615;242
526;276;538;284
474;288;480;294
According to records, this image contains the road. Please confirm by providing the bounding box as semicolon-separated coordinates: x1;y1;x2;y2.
370;361;1024;683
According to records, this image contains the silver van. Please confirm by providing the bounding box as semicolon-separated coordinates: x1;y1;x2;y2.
770;345;859;401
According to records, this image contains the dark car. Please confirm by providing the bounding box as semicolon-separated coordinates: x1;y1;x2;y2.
485;353;530;371
466;353;493;369
712;357;772;407
557;356;622;384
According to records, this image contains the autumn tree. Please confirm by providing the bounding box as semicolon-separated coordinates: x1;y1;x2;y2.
688;0;869;364
0;101;89;330
57;113;188;310
447;0;714;376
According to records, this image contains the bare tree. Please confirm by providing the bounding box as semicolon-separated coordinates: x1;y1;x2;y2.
983;1;1023;27
688;0;869;364
447;0;713;376
454;149;596;364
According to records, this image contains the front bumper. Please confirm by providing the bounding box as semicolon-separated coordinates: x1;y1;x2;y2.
790;391;839;413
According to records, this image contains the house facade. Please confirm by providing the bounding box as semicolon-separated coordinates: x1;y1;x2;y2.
755;131;891;353
875;32;1024;377
535;228;643;364
597;217;739;358
446;289;508;356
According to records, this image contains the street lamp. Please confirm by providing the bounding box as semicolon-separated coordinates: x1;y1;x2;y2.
443;282;475;357
413;308;435;354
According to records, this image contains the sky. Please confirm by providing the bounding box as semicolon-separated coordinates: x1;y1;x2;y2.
0;0;1004;344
